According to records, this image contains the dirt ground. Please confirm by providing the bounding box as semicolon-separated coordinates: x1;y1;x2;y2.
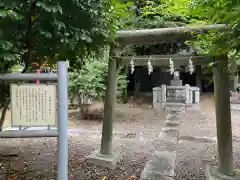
0;93;240;180
175;94;240;180
0;96;166;180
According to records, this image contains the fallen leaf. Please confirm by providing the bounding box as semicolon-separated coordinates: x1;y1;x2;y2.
102;176;108;180
129;175;137;179
7;175;17;180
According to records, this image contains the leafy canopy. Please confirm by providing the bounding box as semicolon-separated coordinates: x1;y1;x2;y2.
0;0;113;70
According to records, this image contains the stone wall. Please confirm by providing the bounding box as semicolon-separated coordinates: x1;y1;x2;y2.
153;84;200;109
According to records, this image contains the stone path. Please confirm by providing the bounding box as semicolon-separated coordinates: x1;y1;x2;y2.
139;95;240;180
140;104;186;180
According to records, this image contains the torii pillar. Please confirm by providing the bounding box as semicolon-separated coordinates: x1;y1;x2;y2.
86;46;121;169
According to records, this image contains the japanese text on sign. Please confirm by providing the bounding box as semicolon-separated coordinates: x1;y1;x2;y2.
11;84;57;127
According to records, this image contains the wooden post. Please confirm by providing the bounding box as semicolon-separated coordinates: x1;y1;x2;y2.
196;65;202;93
213;56;233;176
100;48;118;155
134;73;138;98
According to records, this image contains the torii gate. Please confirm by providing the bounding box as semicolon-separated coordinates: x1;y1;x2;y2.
87;24;238;179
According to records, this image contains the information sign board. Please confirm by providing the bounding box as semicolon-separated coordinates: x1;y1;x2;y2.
11;84;57;127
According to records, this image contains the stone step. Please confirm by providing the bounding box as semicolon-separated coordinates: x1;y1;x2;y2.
164;120;181;126
165;107;185;113
158;131;179;143
166;114;182;120
162;127;179;134
140;151;176;180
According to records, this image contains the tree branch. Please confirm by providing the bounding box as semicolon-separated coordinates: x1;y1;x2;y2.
22;0;37;66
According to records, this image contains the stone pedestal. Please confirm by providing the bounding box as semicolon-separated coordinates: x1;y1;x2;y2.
189;87;200;104
152;84;200;110
205;165;240;180
189;90;193;104
161;84;167;103
86;150;120;169
185;84;190;104
170;80;182;86
194;90;200;104
153;88;158;104
170;71;182;86
167;86;186;103
153;87;161;104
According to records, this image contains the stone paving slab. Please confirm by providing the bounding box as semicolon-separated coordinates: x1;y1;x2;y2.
159;130;179;143
159;138;179;153
140;151;176;180
165;119;181;126
231;103;240;111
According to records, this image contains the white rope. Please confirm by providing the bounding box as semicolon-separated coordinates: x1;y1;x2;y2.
120;55;210;60
169;58;175;75
147;56;153;75
130;56;135;74
127;55;199;75
188;56;194;74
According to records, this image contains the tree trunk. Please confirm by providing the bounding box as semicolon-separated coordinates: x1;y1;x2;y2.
0;99;10;131
78;95;88;120
213;56;233;176
100;50;118;155
79;103;85;120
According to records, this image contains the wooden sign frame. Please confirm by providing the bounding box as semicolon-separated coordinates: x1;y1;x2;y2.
11;84;57;127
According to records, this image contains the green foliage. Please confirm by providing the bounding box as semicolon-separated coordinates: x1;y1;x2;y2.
0;0;118;125
228;50;240;73
68;58;107;102
125;0;195;30
68;54;128;103
0;0;113;70
183;0;240;72
109;0;134;45
117;0;240;75
117;70;129;100
119;0;196;56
